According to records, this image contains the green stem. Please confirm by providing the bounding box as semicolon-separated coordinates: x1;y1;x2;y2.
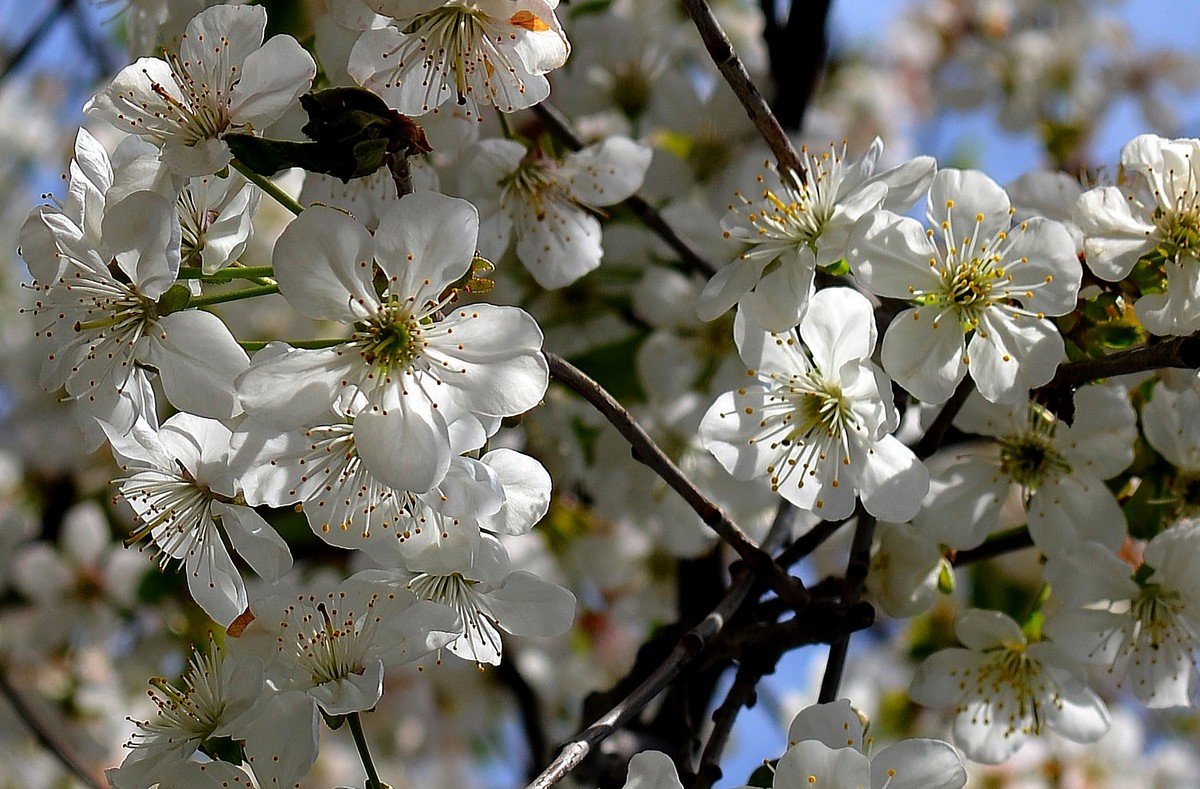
188;283;279;308
347;712;384;789
497;108;517;140
231;159;304;216
176;266;275;283
237;337;346;351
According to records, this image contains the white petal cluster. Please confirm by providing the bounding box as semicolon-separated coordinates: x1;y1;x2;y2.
107;639;318;789
911;609;1111;764
20;129;250;432
852;168;1082;404
1045;524;1200;708
85;4;316;176
698;139;935;332
1076;134;1200;335
915;384;1136;554
348;0;570;119
700;288;928;521
238;191;549;493
107;414;292;625
463;135;652;288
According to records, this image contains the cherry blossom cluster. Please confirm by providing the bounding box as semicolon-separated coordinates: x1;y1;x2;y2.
7;0;1200;786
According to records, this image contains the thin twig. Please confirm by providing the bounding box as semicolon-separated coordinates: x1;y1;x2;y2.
817;509;877;703
679;0;803;175
531;102;718;277
777;516;852;568
0;668;105;789
691;664;760;789
546;352;806;608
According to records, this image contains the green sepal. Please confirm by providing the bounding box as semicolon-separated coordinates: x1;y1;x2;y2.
155;283;193;317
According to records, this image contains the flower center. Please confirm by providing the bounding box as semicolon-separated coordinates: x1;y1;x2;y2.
609;62;654;118
501;158;578;219
730;146;845;250
998;433;1069;489
1154;203;1200;259
354;303;423;376
156;50;234;145
1130;582;1187;649
132;642;229;752
284;594;378;687
997;403;1070;490
935;257;998;323
406;3;513;109
791;377;852;442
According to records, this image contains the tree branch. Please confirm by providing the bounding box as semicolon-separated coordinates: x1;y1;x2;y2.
531;102;719;277
546;352;807;609
1043;333;1200;391
914;377;975;459
761;0;834;131
0;668;105;789
817;509;876;703
951;527;1034;566
0;0;71;82
680;0;803;175
525;562;763;789
690;663;760;789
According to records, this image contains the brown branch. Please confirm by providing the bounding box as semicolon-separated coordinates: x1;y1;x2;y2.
951;527;1034;566
531;102;719;277
817;509;877;703
525;562;761;789
1043;333;1200;391
777;516;852;568
526;504;797;789
914;377;975;459
0;668;106;789
691;664;760;789
546;352;807;609
761;0;833;131
680;0;803;175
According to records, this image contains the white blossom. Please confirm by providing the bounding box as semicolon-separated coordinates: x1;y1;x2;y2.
255;569;461;715
107;639;318;789
403;534;576;665
236;192;548;494
910;608;1110;764
106;414;292;626
851;168;1081;404
1075;134;1200;335
1044;524;1200;708
915;385;1135;554
700;287;929;522
19;129;249;430
348;0;570;119
462;135;652;288
697;140;935;331
85;4;316;176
